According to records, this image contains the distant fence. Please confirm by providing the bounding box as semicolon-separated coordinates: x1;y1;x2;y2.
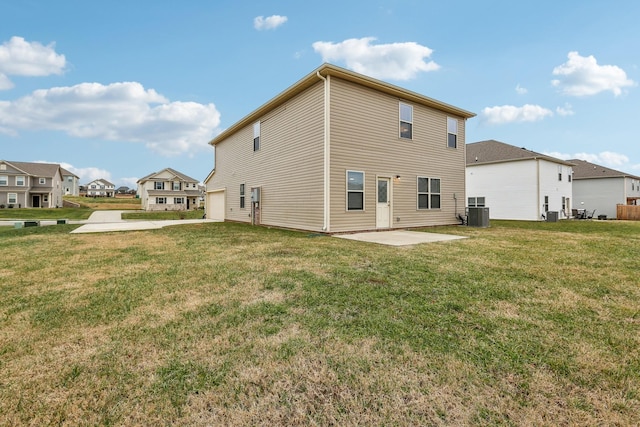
617;204;640;220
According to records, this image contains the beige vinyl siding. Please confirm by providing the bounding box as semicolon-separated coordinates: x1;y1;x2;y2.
207;82;325;231
329;77;466;232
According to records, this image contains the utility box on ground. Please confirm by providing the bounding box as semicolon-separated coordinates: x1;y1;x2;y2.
546;211;559;222
468;207;490;227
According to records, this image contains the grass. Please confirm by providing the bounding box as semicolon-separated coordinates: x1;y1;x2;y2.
0;220;638;425
64;195;142;210
122;209;205;220
0;207;92;220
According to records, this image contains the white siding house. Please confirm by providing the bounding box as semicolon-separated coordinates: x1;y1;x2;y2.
570;159;640;219
466;140;573;220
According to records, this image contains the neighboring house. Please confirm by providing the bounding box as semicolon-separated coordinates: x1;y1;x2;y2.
204;63;475;232
137;168;201;211
0;160;63;208
466;140;574;220
86;179;115;197
570;159;640;219
116;186;130;194
61;167;80;196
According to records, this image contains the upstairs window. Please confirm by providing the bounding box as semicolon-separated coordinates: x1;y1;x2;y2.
172;181;180;191
399;103;413;139
447;117;458;148
0;175;6;186
154;181;163;190
417;177;441;209
558;166;563;181
240;184;245;209
347;170;364;211
39;178;46;184
253;121;260;151
16;176;25;186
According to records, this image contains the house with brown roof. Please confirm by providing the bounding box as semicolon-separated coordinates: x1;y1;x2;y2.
204;63;475;232
137;168;201;211
570;159;640;219
0;160;63;208
466;140;574;220
85;178;116;197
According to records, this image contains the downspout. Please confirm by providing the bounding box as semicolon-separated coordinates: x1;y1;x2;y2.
536;158;541;219
317;71;330;232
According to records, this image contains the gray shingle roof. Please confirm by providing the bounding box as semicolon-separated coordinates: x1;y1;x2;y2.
3;161;61;177
137;168;199;183
466;140;573;166
569;159;640;180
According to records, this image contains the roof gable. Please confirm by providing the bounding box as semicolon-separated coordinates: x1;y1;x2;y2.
137;168;199;183
209;63;476;146
2;160;61;177
466;140;573;166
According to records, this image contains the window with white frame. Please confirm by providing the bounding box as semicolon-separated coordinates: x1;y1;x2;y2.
172;181;180;191
558;165;563;181
417;177;441;209
447;117;458;148
8;193;17;204
156;197;166;204
240;184;245;209
154;181;163;190
543;196;549;212
16;176;25;186
0;175;7;186
347;170;364;211
468;197;486;207
253;121;260;151
39;178;46;184
399;103;413;139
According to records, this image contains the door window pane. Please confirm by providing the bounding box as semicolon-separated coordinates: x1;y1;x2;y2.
377;180;388;203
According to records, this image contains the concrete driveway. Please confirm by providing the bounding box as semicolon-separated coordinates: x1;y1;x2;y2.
69;210;217;233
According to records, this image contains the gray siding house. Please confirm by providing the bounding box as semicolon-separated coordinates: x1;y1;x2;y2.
0;160;63;208
205;63;475;233
137;168;201;211
61;168;80;196
570;159;640;219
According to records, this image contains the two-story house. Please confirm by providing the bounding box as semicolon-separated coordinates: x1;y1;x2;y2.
0;160;64;208
85;179;115;197
137;168;200;211
466;140;574;220
570;159;640;219
204;63;475;232
61;168;80;196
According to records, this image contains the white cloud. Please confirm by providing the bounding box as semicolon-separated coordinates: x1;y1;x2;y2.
555;103;574;116
0;36;66;90
480;104;553;125
59;163;112;184
515;84;527;94
551;51;636;96
545;151;630;168
312;37;439;80
254;15;288;30
0;81;221;156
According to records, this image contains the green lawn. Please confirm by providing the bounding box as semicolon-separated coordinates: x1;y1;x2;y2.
0;207;92;220
0;220;638;425
122;209;205;220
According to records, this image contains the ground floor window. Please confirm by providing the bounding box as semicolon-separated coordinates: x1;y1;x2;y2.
417;177;441;209
543;196;549;212
347;170;364;211
156;197;166;204
468;196;485;207
8;193;17;204
175;197;184;204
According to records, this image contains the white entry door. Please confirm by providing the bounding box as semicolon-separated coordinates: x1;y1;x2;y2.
376;177;391;228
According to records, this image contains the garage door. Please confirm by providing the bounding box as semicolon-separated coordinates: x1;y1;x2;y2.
206;190;225;221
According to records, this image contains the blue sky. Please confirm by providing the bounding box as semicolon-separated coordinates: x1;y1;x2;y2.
1;0;638;187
